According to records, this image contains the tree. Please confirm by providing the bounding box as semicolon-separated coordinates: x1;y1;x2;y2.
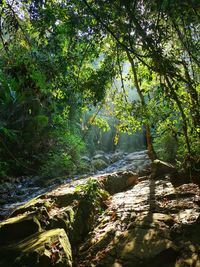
79;0;200;167
0;0;115;176
0;0;199;177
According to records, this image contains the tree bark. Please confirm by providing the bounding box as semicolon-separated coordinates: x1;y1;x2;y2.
126;51;156;161
165;76;191;156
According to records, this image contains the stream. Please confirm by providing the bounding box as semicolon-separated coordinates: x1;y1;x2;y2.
0;150;151;221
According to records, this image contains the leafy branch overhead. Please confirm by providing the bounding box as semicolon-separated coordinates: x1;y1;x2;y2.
0;0;199;177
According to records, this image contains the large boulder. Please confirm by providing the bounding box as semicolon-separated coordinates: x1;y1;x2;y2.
98;171;138;195
110;151;125;163
47;206;75;240
0;213;41;246
10;197;51;217
93;154;110;164
151;159;177;178
0;228;72;267
45;187;78;207
77;179;200;267
91;159;108;170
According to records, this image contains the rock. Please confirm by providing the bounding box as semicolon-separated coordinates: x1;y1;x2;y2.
99;171;138;194
151;159;177;178
1;150;200;267
93;154;110;164
10;197;50;217
29;180;107;245
117;228;174;264
175;242;200;267
78;217;175;267
110;151;124;163
124;150;149;161
94;150;105;155
92;159;108;170
47;206;75;236
45;186;77;207
103;150;151;174
70;199;97;245
81;156;91;163
0;228;72;267
77;178;200;266
0;213;41;245
78;160;93;174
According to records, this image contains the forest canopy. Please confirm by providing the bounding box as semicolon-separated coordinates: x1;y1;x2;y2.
0;0;199;177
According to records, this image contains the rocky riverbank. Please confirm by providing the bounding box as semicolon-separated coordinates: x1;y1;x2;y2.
0;150;150;220
0;150;200;266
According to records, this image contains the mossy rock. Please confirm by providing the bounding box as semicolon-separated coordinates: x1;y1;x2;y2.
69;198;101;246
93;154;110;164
47;206;75;235
11;197;50;217
99;171;138;195
91;159;108;170
46;187;78;207
151;160;177;178
0;213;41;246
0;228;72;267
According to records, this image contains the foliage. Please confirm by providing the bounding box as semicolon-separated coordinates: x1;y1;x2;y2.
78;0;200;167
153;133;178;163
41;130;85;177
0;0;115;177
75;178;109;213
0;0;199;177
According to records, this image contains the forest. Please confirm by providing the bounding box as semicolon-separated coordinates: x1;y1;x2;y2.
0;1;200;267
0;0;199;178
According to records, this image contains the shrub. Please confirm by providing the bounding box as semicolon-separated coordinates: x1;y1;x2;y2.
41;131;85;177
154;133;178;163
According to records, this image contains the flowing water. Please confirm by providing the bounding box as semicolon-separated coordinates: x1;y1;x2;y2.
0;150;151;220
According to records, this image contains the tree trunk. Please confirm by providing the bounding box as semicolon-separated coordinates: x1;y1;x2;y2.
165;76;191;156
126;51;156;161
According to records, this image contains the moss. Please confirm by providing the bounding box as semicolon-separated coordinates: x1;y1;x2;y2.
11;196;48;217
92;159;108;170
0;229;72;267
0;213;41;246
47;207;75;236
